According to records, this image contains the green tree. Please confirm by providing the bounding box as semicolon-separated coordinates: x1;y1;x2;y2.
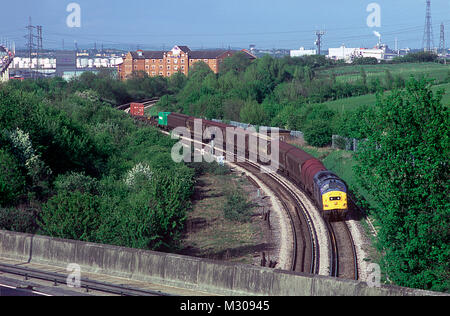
355;78;449;292
220;51;253;74
240;100;268;125
303;119;333;147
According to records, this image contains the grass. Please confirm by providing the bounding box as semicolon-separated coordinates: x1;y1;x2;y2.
319;62;450;84
178;166;269;265
315;82;450;113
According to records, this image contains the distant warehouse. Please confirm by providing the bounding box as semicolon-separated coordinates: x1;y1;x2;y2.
118;45;256;80
290;47;317;58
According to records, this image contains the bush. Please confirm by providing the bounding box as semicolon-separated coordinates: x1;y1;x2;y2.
188;160;231;177
303;120;333;147
393;51;438;63
352;57;378;65
54;172;99;195
222;189;253;223
39;191;101;242
0;149;25;206
0;207;38;233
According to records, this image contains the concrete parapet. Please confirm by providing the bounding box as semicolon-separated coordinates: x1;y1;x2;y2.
0;230;445;296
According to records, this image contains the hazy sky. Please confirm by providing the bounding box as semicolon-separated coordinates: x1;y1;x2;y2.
1;0;449;50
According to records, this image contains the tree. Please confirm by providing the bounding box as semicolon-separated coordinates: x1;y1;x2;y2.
223;98;245;121
303;119;333;147
240;100;268;126
355;78;449;292
220;51;253;74
0;207;38;233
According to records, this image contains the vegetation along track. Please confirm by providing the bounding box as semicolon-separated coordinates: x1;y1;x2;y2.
327;220;359;280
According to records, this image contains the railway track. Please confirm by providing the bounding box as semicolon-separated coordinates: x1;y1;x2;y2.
116;97;160;113
327;221;359;280
120;102;360;280
0;263;171;296
236;161;319;274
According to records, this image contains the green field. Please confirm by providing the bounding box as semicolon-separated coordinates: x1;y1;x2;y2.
315;82;450;113
319;62;450;84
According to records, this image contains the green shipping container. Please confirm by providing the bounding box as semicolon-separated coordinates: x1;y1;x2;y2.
158;112;171;126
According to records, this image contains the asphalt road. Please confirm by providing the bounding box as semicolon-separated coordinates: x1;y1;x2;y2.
0;285;43;296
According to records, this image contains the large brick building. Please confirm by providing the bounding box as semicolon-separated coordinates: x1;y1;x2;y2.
118;45;255;80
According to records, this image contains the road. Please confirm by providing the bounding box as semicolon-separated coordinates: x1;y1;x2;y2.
0;284;44;296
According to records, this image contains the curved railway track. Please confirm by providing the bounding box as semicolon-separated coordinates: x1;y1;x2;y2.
120;102;359;280
235;161;319;275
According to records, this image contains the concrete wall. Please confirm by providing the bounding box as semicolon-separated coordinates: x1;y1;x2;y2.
0;230;443;296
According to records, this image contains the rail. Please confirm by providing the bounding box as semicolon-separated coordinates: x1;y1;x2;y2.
0;263;171;296
327;221;358;280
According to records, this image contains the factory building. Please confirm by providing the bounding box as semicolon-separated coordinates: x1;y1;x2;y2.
290;47;317;57
118;45;256;80
327;44;398;62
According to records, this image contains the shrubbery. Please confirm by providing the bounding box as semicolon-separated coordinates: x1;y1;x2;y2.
0;76;195;251
392;51;438;63
39;191;101;242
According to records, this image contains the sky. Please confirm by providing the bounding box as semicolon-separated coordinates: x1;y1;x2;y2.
0;0;449;51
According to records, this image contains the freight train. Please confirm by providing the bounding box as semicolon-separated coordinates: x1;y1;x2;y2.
154;112;348;220
129;106;348;220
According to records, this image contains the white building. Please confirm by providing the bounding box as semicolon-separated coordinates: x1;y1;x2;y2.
13;56;123;69
327;44;389;62
327;45;360;62
13;57;56;69
290;47;317;57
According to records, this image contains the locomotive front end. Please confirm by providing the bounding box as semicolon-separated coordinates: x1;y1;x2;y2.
314;171;348;220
